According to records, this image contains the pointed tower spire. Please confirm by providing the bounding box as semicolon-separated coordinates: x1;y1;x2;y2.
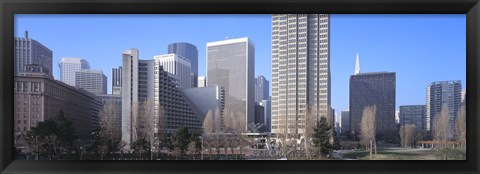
355;52;360;75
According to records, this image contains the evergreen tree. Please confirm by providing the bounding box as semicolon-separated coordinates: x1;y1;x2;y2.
311;117;336;159
131;138;150;159
54;109;78;154
172;127;191;159
25;120;59;160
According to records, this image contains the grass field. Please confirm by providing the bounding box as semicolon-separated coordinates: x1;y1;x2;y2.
341;147;438;160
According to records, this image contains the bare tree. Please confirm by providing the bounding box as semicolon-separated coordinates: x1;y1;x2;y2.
130;101;139;143
234;111;247;158
456;105;466;148
360;105;376;160
433;104;450;148
203;109;214;158
98;99;120;160
303;107;316;160
400;124;416;148
155;104;166;158
214;108;222;155
187;140;197;160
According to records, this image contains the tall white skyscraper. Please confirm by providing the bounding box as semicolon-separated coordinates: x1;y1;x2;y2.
59;57;90;86
15;31;53;76
207;37;255;131
153;54;192;89
271;14;331;136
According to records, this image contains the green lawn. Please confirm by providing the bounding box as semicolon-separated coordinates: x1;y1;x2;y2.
341;148;438;160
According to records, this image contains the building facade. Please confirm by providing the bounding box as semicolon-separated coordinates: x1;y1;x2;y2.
259;99;271;133
181;85;225;127
198;76;206;88
153;65;203;135
15;31;53;76
206;37;255;131
255;75;269;103
340;110;350;135
14;64;99;150
271;14;331;136
153;54;191;89
59;57;90;87
75;69;107;95
168;42;198;88
399;105;425;130
426;81;462;135
349;72;396;137
255;104;265;132
112;66;122;96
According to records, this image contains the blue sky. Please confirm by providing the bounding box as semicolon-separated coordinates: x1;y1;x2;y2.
15;14;466;118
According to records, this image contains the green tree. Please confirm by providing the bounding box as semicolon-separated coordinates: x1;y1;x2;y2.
131;138;150;160
172;127;191;159
54;109;78;156
312;117;336;159
25;120;59;160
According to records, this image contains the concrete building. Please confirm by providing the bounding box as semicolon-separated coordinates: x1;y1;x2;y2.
399;105;426;130
75;69;107;95
168;42;198;88
181;85;226;129
259;99;271;133
153;64;203;135
121;49;155;148
350;71;396;138
461;89;466;105
426;81;462;136
340;110;350;135
271;14;331;136
207;37;255;131
59;57;90;87
14;31;53;76
153;54;191;89
255;75;269;103
112;66;122;96
14;64;100;150
198;76;206;88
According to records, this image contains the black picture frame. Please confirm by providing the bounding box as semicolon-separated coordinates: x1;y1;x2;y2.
1;0;479;173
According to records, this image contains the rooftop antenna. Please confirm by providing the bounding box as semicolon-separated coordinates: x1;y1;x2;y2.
25;30;29;39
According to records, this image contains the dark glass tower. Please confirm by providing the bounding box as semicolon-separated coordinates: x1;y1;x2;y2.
168;42;198;88
349;72;396;138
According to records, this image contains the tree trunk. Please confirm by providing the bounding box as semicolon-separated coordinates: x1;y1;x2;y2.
369;140;373;160
374;138;377;155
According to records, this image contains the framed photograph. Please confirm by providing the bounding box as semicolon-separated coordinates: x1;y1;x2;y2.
1;0;478;173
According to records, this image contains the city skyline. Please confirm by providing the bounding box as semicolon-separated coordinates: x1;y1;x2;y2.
15;14;466;114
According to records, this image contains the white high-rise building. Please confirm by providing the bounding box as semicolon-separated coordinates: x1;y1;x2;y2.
198;76;206;88
59;57;90;86
153;54;191;89
207;37;255;131
271;14;330;136
121;49;154;148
